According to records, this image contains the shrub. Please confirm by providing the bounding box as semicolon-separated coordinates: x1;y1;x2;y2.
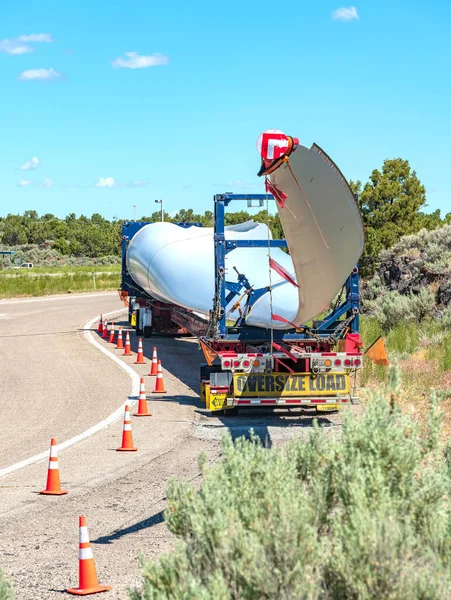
0;572;13;600
370;289;435;332
442;306;451;329
375;291;413;331
409;288;435;322
132;368;451;600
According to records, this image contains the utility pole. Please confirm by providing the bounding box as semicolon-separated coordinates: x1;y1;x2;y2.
132;204;137;221
155;199;164;222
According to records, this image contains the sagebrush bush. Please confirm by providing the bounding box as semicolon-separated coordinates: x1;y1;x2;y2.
0;572;13;600
409;288;436;321
0;242;121;268
375;291;413;331
132;368;451;600
442;306;451;329
370;289;435;332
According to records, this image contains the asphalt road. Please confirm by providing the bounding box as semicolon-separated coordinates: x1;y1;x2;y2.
0;292;131;468
0;291;343;599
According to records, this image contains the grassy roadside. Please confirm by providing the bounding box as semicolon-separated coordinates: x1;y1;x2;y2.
360;316;451;442
0;264;120;274
0;266;120;298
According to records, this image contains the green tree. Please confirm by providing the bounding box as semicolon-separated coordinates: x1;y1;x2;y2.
357;158;428;276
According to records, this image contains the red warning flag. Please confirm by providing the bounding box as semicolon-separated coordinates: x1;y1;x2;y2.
269;257;299;288
365;336;389;366
200;340;218;367
265;179;288;208
271;314;298;329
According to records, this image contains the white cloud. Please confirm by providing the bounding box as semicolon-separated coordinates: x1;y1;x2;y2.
0;39;33;55
94;177;119;189
0;33;52;55
20;156;40;171
17;179;33;187
128;178;149;187
18;33;52;43
19;67;61;81
111;52;169;69
332;6;359;21
36;178;54;188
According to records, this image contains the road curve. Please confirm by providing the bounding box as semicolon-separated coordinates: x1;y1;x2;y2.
0;293;131;469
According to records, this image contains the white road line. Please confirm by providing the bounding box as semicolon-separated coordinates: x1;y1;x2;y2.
0;308;140;478
0;292;117;306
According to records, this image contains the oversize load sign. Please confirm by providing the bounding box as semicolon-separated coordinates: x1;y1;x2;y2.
233;372;349;397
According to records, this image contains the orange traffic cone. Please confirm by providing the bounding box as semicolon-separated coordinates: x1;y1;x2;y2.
152;361;167;394
101;319;108;339
134;378;152;417
115;327;124;350
97;315;103;333
39;438;68;495
66;516;112;595
116;405;138;451
148;347;158;376
108;322;115;344
134;338;145;364
123;331;132;356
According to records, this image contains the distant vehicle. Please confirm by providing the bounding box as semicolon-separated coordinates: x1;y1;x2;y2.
19;262;33;268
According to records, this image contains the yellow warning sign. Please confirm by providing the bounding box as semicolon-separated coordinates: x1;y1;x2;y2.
233;372;349;397
131;312;136;327
209;393;228;411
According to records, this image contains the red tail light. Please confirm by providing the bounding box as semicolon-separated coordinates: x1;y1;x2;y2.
334;359;342;367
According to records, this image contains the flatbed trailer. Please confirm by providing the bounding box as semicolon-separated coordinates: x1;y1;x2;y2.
121;194;362;413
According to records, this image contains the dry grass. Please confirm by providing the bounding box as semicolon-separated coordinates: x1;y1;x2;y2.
359;335;451;444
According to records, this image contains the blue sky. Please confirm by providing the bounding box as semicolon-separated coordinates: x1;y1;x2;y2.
1;1;450;220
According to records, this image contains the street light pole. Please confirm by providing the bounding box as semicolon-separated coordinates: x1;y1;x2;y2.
132;204;137;221
155;199;164;222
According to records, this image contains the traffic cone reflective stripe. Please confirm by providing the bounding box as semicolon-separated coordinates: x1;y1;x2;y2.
117;405;138;451
123;331;132;356
149;347;158;376
134;338;145;364
66;516;112;595
102;319;108;339
108;322;115;344
40;438;68;495
115;327;124;350
97;315;103;333
134;378;152;416
152;361;167;394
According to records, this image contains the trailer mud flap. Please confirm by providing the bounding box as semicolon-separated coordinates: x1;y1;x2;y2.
205;386;227;411
208;391;228;411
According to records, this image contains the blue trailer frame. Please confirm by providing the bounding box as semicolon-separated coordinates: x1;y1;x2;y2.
212;193;359;341
119;197;360;343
